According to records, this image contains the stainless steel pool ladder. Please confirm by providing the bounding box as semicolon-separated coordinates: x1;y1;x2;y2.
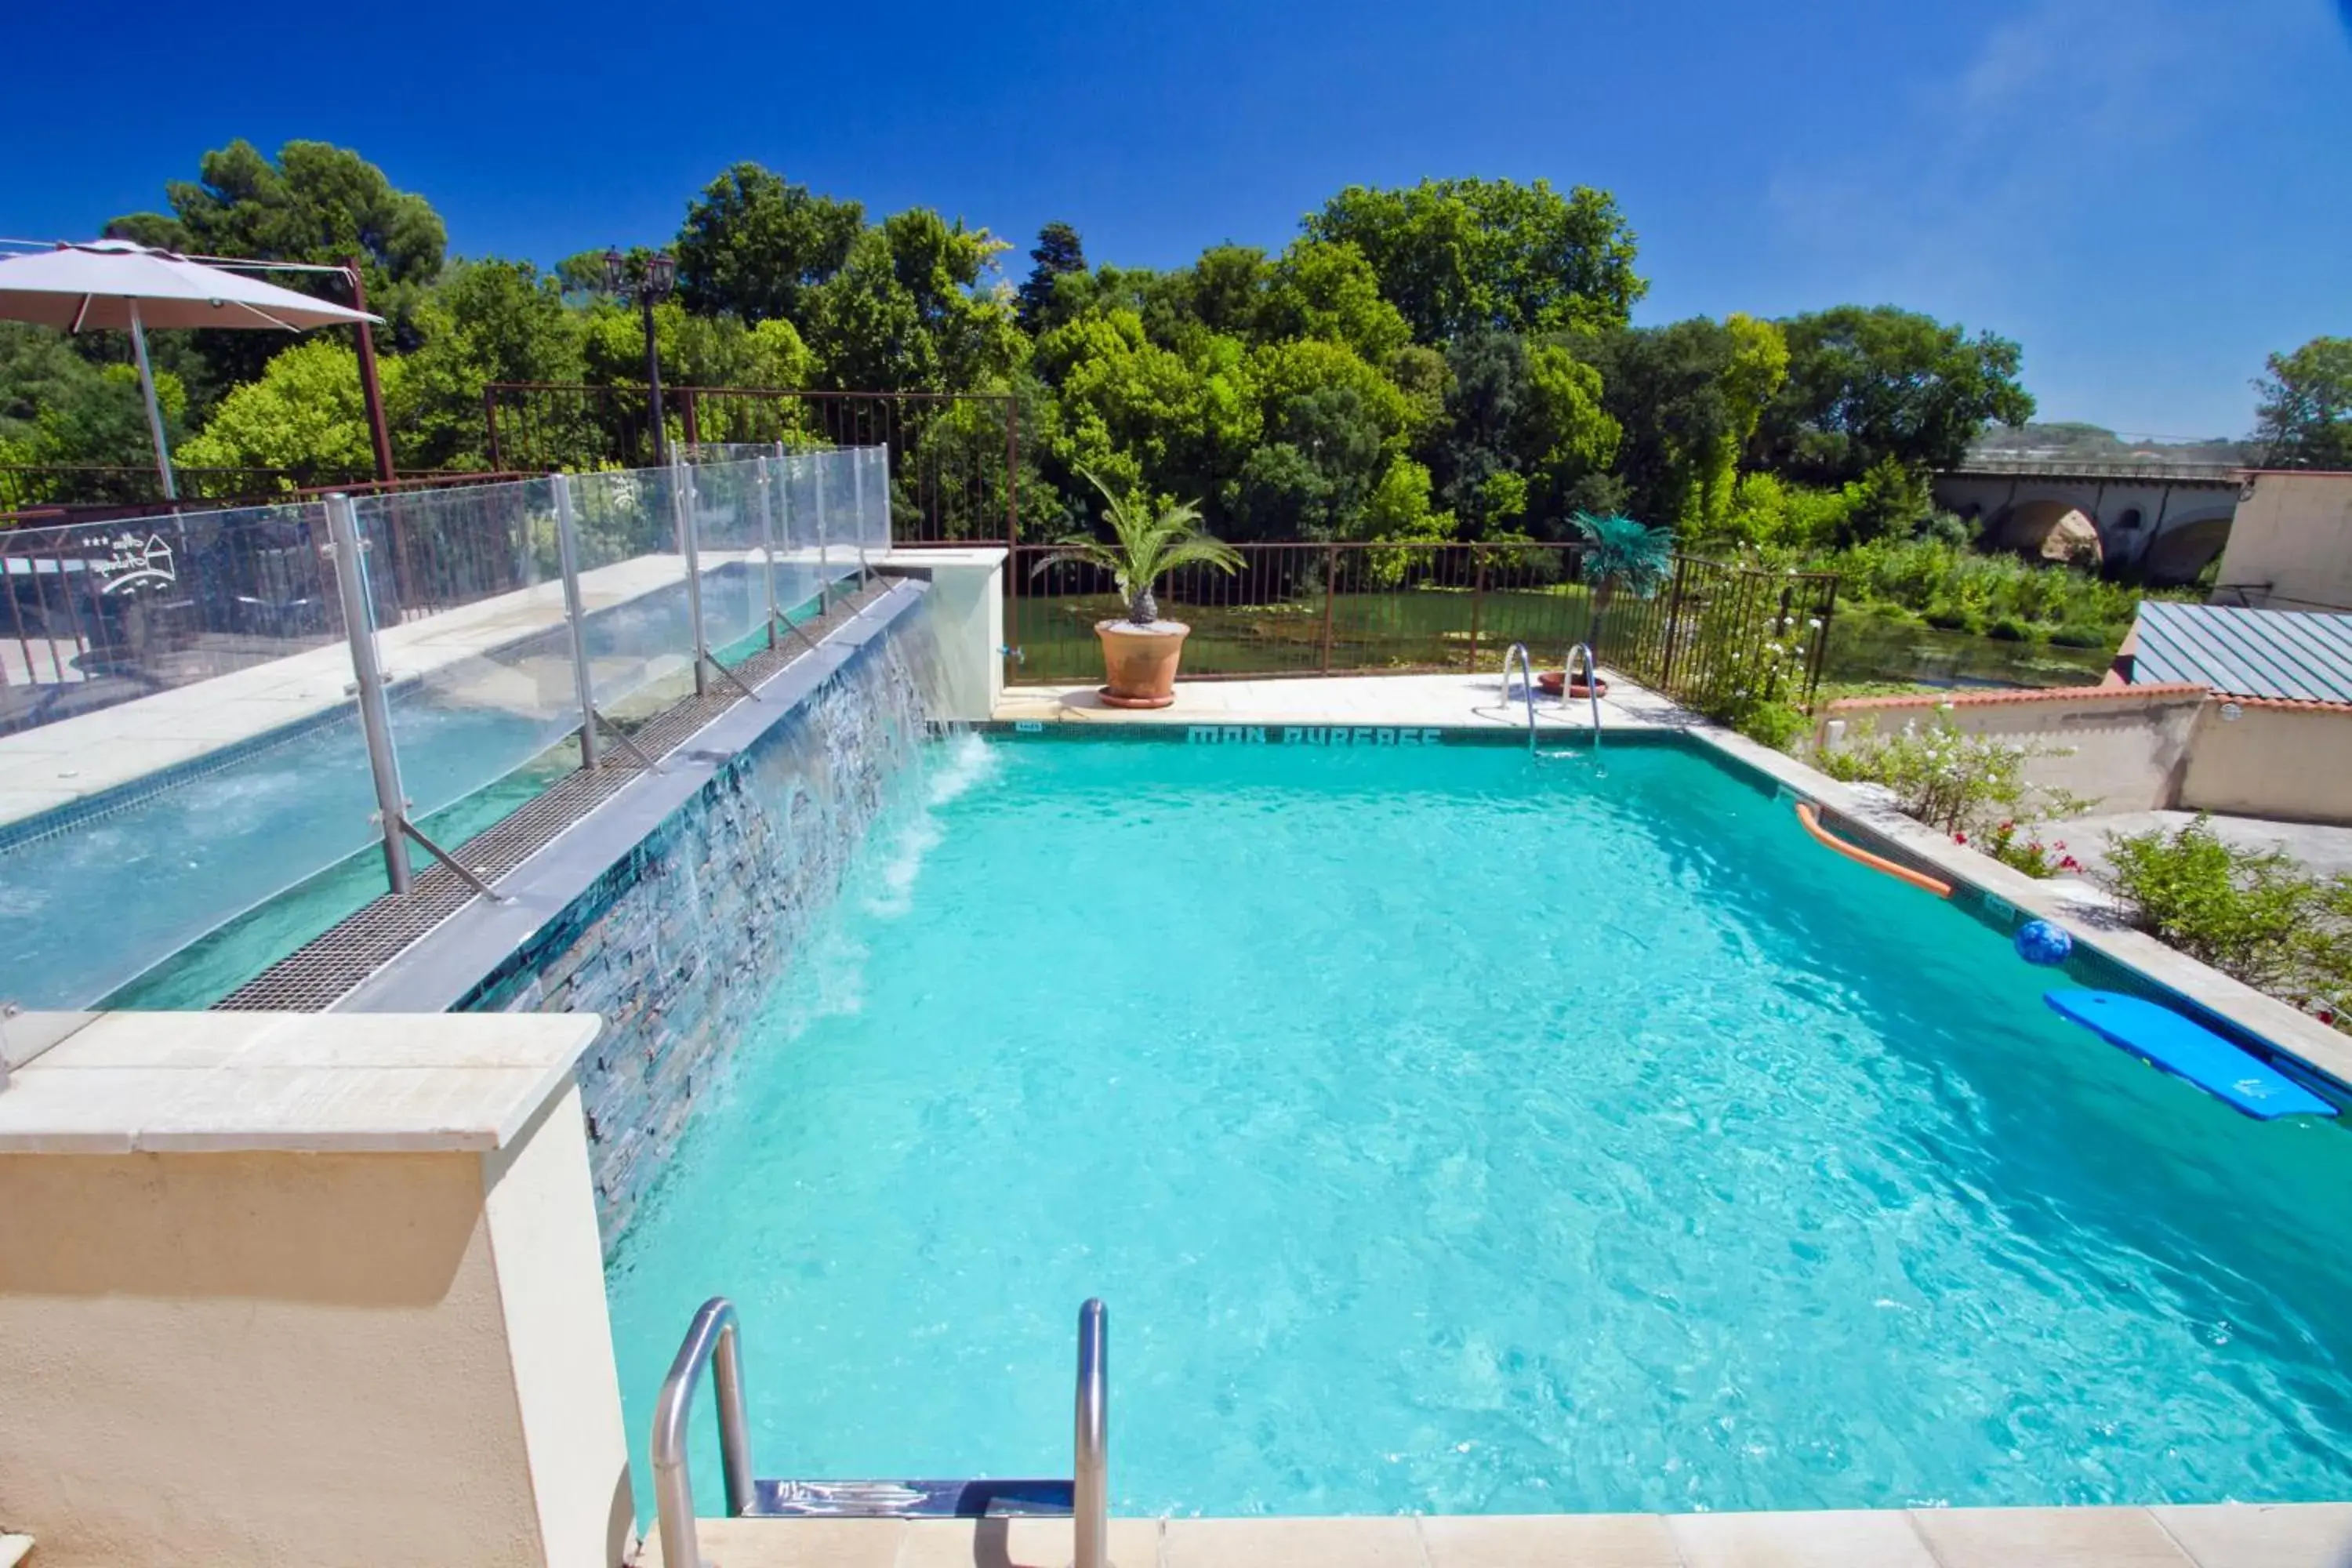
1499;642;1537;753
652;1297;1109;1568
1561;642;1602;763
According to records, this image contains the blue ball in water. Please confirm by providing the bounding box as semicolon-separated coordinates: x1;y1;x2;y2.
2015;920;2073;967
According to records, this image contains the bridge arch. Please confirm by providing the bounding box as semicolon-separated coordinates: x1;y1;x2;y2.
1994;498;2103;568
2143;511;2234;586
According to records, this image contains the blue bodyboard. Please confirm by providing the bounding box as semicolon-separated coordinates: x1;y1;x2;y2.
2043;989;2339;1121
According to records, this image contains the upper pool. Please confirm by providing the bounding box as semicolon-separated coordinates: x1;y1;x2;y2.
604;731;2352;1518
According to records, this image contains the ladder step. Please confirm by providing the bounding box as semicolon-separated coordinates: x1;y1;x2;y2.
750;1477;1074;1519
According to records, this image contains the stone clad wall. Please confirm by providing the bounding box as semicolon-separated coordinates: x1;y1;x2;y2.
463;625;929;1243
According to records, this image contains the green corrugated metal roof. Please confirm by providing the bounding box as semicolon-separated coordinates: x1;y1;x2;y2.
2132;600;2352;704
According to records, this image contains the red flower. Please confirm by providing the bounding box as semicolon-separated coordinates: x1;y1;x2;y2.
1954;831;1968;844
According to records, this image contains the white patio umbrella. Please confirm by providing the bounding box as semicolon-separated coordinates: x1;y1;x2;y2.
0;239;384;501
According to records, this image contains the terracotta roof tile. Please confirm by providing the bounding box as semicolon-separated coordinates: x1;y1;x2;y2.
1824;682;2209;713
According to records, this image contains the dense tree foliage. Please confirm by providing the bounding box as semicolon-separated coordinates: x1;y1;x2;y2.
19;142;2154;575
2252;336;2352;470
673;163;863;327
1305;178;1645;339
105;140;445;402
1753;307;2034;486
1017;223;1087;335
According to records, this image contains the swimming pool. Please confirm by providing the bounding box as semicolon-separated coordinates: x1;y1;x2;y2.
0;562;835;1010
603;731;2352;1519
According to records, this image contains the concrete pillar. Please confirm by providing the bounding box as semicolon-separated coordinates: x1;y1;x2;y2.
0;1012;631;1568
879;547;1007;721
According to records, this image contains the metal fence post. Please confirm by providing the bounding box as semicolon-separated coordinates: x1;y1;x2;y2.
552;473;599;771
851;445;871;590
670;455;709;698
812;450;833;601
1319;543;1339;674
325;492;413;895
1466;546;1489;673
1656;557;1691;698
754;452;781;649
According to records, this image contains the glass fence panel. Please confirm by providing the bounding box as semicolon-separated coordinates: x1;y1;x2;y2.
679;457;771;666
0;495;401;1008
356;478;589;829
562;465;697;723
769;451;828;626
855;445;893;561
2;499;343;737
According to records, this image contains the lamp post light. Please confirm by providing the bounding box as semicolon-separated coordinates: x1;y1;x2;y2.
604;248;678;464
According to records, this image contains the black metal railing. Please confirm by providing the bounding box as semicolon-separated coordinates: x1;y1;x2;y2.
1007;542;1838;710
482;383;1019;546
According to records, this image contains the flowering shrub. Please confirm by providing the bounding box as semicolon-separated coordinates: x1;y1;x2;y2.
1704;609;1820;750
1817;713;2085;837
2103;818;2352;1026
1976;819;2084;879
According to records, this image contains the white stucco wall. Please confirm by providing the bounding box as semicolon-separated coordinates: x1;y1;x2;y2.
2180;700;2352;825
880;549;1005;720
2214;472;2352;612
0;1014;629;1568
1817;684;2212;814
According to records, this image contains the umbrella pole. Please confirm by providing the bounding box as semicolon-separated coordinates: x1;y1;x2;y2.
127;299;178;502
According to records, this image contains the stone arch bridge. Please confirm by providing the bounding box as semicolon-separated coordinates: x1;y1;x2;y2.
1931;460;2246;584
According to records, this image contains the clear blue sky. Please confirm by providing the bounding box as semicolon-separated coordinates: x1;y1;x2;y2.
14;0;2349;437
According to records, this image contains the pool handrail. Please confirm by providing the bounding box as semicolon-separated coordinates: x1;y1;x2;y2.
1562;642;1602;760
651;1296;757;1568
1795;800;1954;898
1074;1298;1109;1568
650;1296;1109;1568
1501;643;1537;753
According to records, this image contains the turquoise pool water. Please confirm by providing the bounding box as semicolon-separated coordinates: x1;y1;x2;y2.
604;733;2352;1518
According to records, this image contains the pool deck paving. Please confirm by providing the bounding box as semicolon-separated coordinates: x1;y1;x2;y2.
631;1503;2352;1568
994;671;1682;734
2039;807;2352;884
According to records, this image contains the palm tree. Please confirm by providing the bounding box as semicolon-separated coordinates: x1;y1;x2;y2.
1570;511;1675;659
1035;468;1242;625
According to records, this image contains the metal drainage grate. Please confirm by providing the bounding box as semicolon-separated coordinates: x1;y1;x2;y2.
215;581;894;1013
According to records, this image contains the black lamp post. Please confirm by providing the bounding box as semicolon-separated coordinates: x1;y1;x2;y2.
604;248;678;463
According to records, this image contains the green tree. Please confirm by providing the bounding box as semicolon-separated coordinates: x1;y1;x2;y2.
1258;239;1412;364
1039;310;1261;515
1017;223;1088;335
673;164;864;327
107;139;446;390
1753;306;2034;486
805;210;1024;392
0;325;188;473
1304;177;1646;342
2250;336;2352;470
1229;383;1386;540
176;338;397;479
1571;321;1740;535
394;260;585;470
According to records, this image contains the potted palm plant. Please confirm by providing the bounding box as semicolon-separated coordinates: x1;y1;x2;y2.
1545;510;1675;697
1035;468;1243;708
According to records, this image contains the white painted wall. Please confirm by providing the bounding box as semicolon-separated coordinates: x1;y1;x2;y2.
1817;684;2211;813
880;549;1005;721
0;1022;631;1568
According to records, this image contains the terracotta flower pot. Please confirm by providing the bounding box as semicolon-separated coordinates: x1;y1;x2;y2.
1537;670;1608;699
1095;619;1190;708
